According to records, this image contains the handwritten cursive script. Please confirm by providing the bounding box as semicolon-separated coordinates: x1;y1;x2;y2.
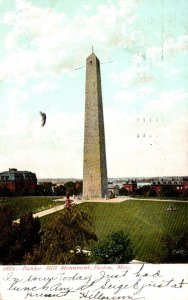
1;264;188;300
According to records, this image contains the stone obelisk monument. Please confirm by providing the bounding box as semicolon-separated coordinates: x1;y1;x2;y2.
83;50;108;199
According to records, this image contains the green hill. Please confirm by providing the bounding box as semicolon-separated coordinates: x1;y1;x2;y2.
0;196;64;219
41;200;188;262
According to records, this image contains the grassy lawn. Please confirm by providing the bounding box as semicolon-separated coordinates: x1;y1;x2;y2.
40;200;188;262
0;196;64;219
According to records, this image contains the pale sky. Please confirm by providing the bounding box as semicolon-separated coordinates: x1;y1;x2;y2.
0;0;187;178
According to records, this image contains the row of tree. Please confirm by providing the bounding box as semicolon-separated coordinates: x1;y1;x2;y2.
1;180;187;198
0;181;83;197
119;185;188;197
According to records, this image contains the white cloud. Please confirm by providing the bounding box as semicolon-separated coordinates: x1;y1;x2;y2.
104;106;188;177
146;90;188;114
112;90;136;105
146;35;188;62
137;86;153;95
0;109;84;178
82;4;91;11
158;116;188;176
32;81;58;95
1;49;38;83
110;64;153;89
1;0;138;82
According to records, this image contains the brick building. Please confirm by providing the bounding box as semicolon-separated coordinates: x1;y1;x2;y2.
151;178;187;196
183;177;188;190
123;180;137;193
0;168;37;195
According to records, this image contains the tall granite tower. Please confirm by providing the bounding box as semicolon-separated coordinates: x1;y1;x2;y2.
83;51;108;199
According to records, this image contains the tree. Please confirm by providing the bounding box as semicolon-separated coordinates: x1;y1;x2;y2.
64;181;76;196
136;185;150;196
119;188;129;196
53;184;66;196
0;208;41;264
74;181;83;195
146;188;157;197
41;182;53;196
34;182;53;196
160;186;179;197
156;231;188;263
0;186;12;197
182;188;188;198
91;231;134;264
0;207;15;264
18;212;42;257
25;206;97;264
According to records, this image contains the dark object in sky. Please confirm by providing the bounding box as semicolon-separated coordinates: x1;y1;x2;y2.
39;111;46;127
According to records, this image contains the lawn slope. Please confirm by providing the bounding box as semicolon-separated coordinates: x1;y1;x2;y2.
80;200;188;261
0;196;64;219
40;200;188;262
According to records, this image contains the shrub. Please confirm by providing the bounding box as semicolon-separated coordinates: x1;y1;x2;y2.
91;231;134;264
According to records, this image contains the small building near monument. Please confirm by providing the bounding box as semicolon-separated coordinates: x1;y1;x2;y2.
108;183;120;197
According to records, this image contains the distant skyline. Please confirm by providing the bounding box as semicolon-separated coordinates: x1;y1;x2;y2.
0;0;187;178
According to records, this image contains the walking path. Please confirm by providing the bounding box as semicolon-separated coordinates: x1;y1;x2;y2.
32;197;127;219
14;203;66;223
33;204;66;218
15;197;188;222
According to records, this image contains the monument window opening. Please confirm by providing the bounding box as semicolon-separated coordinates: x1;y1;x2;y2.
90;60;92;64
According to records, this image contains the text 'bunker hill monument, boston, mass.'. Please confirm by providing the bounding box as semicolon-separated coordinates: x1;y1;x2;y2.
83;50;108;199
